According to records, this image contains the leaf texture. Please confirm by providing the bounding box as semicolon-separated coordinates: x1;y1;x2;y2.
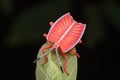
35;43;78;80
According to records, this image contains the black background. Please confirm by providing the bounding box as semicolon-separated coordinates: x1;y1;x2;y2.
0;0;120;80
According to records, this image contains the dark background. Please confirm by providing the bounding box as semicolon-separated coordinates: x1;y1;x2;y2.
0;0;120;80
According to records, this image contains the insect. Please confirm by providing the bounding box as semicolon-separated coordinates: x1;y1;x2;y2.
34;12;86;75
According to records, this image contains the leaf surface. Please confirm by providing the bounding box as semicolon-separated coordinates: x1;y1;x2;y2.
35;43;78;80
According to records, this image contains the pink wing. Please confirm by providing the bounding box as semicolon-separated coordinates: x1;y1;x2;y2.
47;13;86;52
59;23;86;52
47;13;74;43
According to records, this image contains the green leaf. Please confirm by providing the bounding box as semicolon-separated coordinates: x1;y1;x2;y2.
35;43;78;80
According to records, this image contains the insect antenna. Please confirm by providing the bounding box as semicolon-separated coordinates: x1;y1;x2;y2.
55;48;63;73
33;47;54;63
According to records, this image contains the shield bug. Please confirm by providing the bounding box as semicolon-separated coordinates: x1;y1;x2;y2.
34;13;86;75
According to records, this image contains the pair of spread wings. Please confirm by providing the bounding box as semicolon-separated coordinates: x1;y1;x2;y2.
47;13;86;53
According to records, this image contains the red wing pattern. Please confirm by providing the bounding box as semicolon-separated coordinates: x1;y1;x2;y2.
47;13;86;52
47;13;74;43
59;23;86;52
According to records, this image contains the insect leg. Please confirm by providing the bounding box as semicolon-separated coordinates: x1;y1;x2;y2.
49;22;54;26
43;22;54;39
55;48;63;73
59;48;69;75
69;49;80;58
78;40;82;44
33;46;54;63
43;33;47;38
41;44;53;65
